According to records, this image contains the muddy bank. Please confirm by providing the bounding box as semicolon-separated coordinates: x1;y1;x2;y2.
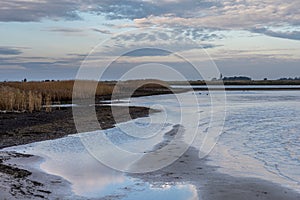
0;88;174;199
0;106;155;149
0;86;178;149
0;104;156;199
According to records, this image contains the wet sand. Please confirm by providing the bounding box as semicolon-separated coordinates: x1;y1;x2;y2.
2;132;299;199
131;145;300;200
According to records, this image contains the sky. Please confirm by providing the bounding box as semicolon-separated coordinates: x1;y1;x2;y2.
0;0;300;81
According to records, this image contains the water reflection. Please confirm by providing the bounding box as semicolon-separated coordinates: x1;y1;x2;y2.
5;135;198;199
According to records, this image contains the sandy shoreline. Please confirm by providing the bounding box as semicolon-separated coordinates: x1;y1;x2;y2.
1;145;299;200
131;145;300;200
1;92;300;199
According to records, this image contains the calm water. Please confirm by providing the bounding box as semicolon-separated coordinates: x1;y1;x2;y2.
209;90;300;191
3;90;300;198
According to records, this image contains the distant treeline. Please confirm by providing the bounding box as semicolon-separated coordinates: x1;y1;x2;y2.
170;79;300;86
212;76;300;82
278;77;300;81
222;76;252;81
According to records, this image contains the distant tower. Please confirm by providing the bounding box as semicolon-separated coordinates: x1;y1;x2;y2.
219;73;223;80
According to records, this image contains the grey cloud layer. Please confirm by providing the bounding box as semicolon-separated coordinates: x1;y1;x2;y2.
133;1;300;40
0;0;213;22
0;47;23;55
1;0;300;41
2;0;299;25
0;54;83;72
98;30;221;58
0;0;81;22
46;27;84;33
112;29;223;44
251;27;300;41
92;28;112;34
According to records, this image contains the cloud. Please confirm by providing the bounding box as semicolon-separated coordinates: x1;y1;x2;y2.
171;28;225;41
1;0;300;42
0;54;83;71
91;28;112;34
46;27;84;33
0;65;26;70
0;47;23;55
111;29;223;43
0;0;165;22
0;0;81;22
44;27;87;36
123;48;172;57
67;53;88;58
2;0;294;25
251;27;300;41
90;30;221;60
89;0;215;20
132;1;300;40
45;27;113;35
0;53;82;81
112;32;158;42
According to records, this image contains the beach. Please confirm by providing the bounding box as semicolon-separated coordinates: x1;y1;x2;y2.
0;89;300;199
1;145;300;199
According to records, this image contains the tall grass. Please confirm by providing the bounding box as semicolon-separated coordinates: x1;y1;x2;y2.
3;80;114;100
114;79;170;93
0;79;169;112
72;80;115;99
0;86;42;112
0;80;114;112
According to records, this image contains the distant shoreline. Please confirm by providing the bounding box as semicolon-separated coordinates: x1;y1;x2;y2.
169;80;300;86
171;84;300;91
195;87;300;91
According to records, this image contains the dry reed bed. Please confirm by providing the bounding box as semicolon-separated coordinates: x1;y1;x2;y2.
0;81;114;112
0;80;169;112
0;86;42;112
4;81;114;101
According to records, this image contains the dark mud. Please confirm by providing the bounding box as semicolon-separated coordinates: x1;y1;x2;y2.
0;106;154;149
